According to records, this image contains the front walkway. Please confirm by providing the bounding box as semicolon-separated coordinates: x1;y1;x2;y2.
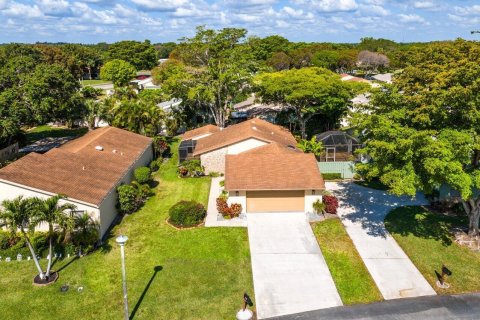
247;212;342;319
205;177;247;227
327;182;436;300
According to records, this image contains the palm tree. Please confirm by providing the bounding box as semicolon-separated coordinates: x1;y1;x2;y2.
73;212;99;247
34;195;76;277
0;196;45;279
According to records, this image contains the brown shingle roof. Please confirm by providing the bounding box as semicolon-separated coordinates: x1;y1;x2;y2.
0;127;152;206
243;142;301;154
193;118;297;156
182;124;221;141
224;152;325;191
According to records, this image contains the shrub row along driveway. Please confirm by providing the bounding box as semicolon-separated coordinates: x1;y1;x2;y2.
327;182;436;299
247;212;342;319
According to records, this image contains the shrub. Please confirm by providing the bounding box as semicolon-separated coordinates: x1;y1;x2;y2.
134;166;151;184
322;173;342;180
153;136;169;157
313;199;326;216
178;159;204;177
117;184;140;214
323;195;339;214
209;172;221;177
149;158;162;172
169;200;206;227
216;197;242;219
219;180;225;187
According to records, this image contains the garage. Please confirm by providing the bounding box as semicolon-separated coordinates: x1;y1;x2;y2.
246;190;305;213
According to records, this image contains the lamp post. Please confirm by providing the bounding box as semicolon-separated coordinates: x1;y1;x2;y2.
116;235;129;320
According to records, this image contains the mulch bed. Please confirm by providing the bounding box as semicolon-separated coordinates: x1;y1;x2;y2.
165;218;204;230
33;271;59;286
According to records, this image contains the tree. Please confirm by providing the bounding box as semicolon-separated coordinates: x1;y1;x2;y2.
357;50;389;74
100;59;136;87
248;35;291;61
0;196;45;280
355;39;480;235
73;212;99;249
156;26;254;128
34;195;76;278
311;50;341;71
23;63;81;125
297;136;324;157
154;42;177;59
109;99;164;136
266;52;291;71
254;67;358;138
107;40;158;70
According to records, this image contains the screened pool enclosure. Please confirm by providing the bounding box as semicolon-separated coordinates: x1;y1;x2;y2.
315;131;361;162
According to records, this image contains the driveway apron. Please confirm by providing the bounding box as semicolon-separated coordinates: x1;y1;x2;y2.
327;182;436;300
247;212;342;319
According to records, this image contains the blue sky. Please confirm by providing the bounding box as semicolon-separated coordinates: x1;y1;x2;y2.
0;0;479;43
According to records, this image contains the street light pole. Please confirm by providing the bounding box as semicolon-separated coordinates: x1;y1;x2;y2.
116;235;129;320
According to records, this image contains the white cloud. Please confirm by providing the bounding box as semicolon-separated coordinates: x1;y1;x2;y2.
0;0;10;10
36;0;73;17
3;2;43;18
282;6;314;20
295;0;358;13
413;1;435;9
358;4;389;16
132;0;189;11
398;13;426;24
454;5;480;16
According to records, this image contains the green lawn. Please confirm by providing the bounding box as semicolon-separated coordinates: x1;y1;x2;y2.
80;79;112;86
385;206;480;294
24;125;88;144
0;139;253;319
311;219;383;305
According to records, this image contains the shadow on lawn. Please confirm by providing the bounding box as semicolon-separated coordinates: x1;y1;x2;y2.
384;206;467;246
130;265;163;320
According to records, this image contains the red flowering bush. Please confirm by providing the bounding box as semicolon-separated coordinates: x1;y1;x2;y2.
323;195;339;214
216;198;242;219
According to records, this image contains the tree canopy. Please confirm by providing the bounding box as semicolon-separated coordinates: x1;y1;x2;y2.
107;40;158;70
100;59;136;87
355;39;480;235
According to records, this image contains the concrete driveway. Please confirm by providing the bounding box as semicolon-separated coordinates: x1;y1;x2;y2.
327;182;436;300
247;212;342;319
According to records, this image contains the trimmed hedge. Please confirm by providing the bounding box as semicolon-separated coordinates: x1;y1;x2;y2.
322;173;342;180
134;166;151;183
169;200;206;227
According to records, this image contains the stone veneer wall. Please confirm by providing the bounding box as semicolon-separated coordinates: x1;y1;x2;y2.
200;147;227;174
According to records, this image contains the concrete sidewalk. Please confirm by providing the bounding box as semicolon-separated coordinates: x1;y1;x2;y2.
267;293;480;320
327;182;436;300
247;212;342;319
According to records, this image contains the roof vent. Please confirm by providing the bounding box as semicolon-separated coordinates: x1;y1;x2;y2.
82;166;86;170
112;149;117;153
95;146;104;151
252;126;257;130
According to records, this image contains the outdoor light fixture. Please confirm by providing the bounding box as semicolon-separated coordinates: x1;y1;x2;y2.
236;191;239;196
116;235;129;320
312;190;316;195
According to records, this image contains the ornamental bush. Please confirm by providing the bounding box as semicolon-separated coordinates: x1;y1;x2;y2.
169;201;206;227
216;198;242;219
323;195;339;215
134;166;151;184
149;158;163;172
117;184;139;214
178;159;204;177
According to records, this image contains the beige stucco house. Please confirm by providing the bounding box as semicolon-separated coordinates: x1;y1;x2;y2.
182;119;324;213
0;126;153;238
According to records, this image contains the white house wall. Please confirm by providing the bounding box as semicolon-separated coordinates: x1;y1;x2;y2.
0;180;100;233
226;138;267;155
304;190;323;214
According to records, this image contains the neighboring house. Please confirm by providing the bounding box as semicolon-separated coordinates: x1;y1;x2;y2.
184;118;297;174
231;94;286;123
225;143;324;213
315;131;361;162
0;126;153;238
371;73;393;84
131;76;161;91
179;124;221;162
157;98;183;113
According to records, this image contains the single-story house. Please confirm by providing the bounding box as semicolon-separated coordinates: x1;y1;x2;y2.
0;126;153;238
184;118;297;174
225;143;325;213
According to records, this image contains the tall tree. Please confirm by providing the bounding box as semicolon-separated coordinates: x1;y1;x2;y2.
0;196;45;280
355;39;480;235
107;40;158;70
155;26;254;127
254;67;363;138
100;59;136;88
34;195;76;277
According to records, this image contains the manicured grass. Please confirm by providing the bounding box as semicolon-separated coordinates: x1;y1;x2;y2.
24;125;88;144
80;79;112;86
312;219;382;305
354;179;389;191
0;139;253;319
385;206;480;294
